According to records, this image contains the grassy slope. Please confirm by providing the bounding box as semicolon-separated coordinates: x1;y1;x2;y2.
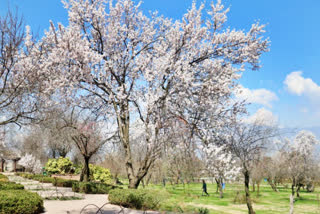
119;181;319;214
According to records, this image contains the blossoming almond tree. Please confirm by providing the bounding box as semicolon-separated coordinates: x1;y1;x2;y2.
201;144;240;198
215;116;278;214
0;10;41;127
21;0;269;188
18;153;42;174
286;130;319;197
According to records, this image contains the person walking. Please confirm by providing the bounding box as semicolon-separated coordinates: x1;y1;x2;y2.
202;179;209;196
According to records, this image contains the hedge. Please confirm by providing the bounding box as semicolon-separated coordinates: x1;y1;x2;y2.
0;174;8;182
52;178;77;188
0;190;44;214
0;182;24;190
17;173;55;183
0;174;24;190
72;182;120;194
17;173;120;194
108;189;168;210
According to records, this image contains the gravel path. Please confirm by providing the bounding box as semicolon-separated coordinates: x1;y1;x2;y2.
43;194;159;214
5;173;159;214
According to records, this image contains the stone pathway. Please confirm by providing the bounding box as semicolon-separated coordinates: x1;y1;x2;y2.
5;173;159;214
8;174;84;199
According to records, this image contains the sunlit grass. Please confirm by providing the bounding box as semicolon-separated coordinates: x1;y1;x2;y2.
118;180;320;213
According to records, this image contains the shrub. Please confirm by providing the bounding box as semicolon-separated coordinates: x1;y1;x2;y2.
0;190;44;214
16;173;57;184
89;164;112;183
108;189;167;210
233;191;258;204
45;157;73;175
0;182;24;190
73;164;82;174
233;191;247;204
36;177;55;183
72;182;119;194
0;174;8;182
198;208;209;214
52;178;76;188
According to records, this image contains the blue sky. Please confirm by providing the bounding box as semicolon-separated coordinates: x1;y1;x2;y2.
1;0;320;129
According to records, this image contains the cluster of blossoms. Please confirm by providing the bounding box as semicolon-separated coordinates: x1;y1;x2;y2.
18;153;42;174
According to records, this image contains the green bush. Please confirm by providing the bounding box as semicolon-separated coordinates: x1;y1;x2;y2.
89;164;112;183
0;174;8;182
0;190;44;214
72;181;119;194
198;207;209;214
73;164;82;174
17;173;77;187
0;182;24;190
17;173;55;183
45;157;73;175
52;178;76;187
108;189;167;210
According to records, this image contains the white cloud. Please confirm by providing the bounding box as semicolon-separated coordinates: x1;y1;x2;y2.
243;108;278;126
235;85;278;108
284;71;320;97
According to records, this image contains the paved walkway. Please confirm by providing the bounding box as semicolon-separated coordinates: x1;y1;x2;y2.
6;173;159;214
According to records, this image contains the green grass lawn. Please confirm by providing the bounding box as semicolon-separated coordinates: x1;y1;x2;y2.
120;181;320;214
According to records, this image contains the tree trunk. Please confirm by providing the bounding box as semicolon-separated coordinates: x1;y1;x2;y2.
291;178;296;196
267;178;278;192
52;150;56;159
80;156;90;182
219;183;223;198
146;173;152;186
244;169;255;214
175;176;180;185
257;182;260;195
129;173;146;189
13;159;17;172
0;159;4;172
296;184;301;198
289;194;294;214
306;182;315;192
219;177;223;198
252;182;255;192
117;102;136;189
215;178;219;193
59;150;68;158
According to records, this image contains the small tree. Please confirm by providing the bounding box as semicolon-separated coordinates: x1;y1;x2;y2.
63;109;116;182
18;153;42;174
218;117;278;214
285;130;319;197
201;144;240;198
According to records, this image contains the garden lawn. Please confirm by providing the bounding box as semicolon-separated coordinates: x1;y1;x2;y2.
124;181;320;214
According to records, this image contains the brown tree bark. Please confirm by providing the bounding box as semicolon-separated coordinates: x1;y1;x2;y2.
80;156;90;182
215;178;219;193
267;178;278;192
291;177;296;196
244;169;255;214
296;184;302;198
0;159;4;172
117;100;158;189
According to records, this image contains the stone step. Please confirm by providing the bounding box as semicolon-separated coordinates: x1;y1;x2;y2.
7;175;85;200
34;190;84;198
17;181;41;185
